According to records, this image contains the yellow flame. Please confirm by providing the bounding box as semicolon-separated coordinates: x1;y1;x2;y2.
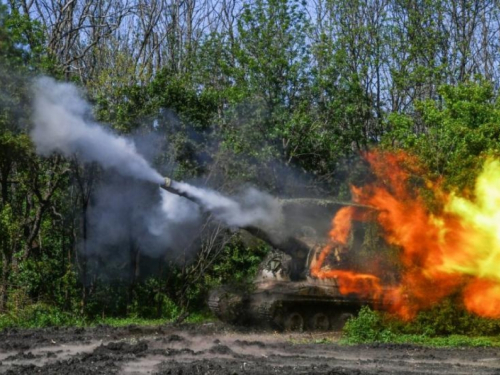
443;159;500;281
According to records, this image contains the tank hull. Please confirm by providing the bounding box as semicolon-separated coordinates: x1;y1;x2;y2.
208;279;388;331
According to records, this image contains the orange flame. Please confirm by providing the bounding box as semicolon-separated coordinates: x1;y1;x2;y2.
328;206;356;245
463;279;500;318
310;206;403;312
311;150;500;319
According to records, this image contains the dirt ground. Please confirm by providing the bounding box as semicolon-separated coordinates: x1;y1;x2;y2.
1;323;500;374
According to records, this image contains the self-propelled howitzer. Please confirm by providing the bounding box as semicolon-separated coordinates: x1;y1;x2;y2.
159;176;396;331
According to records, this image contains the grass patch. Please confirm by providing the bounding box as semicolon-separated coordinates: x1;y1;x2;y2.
92;312;216;327
0;312;173;330
0;304;87;329
341;331;500;347
0;303;217;330
0;303;170;330
183;312;217;324
92;317;169;327
386;334;500;347
341;306;500;347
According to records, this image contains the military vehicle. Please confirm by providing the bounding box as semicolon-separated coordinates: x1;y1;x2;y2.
161;177;394;331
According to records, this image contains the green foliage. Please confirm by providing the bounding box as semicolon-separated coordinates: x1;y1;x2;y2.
167;235;270;315
384;79;500;190
209;237;269;286
342;306;396;344
0;303;85;329
0;5;46;68
183;312;217;324
127;278;179;320
393;335;500;347
92;317;167;328
343;303;500;347
0;204;17;252
396;298;500;337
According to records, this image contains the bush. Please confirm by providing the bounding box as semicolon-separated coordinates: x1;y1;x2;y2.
0;303;84;329
342;303;500;347
128;278;179;320
397;298;500;337
342;306;395;344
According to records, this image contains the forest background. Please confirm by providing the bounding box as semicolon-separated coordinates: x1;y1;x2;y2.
2;0;500;336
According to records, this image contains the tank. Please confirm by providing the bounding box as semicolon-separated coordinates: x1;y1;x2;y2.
160;178;395;331
207;204;393;331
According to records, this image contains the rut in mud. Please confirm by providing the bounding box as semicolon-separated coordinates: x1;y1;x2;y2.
1;323;500;374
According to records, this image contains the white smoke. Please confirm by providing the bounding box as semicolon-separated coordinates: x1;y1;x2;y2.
148;189;201;236
173;181;281;228
32;77;163;183
30;77;281;254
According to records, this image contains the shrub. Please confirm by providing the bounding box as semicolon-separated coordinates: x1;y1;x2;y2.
398;298;500;337
0;303;84;329
342;302;500;347
342;306;395;344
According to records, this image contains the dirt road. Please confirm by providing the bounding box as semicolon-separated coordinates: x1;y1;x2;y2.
1;323;500;374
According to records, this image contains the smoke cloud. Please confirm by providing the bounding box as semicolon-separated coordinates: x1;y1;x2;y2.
30;77;281;260
32;76;163;183
85;176;202;261
173;181;281;229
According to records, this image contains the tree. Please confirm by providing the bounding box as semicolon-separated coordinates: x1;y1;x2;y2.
385;79;500;189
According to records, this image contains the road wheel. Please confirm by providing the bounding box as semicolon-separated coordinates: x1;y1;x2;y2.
308;313;330;331
284;312;304;332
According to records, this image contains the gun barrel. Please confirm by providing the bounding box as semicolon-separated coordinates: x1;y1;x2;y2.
160;176;200;204
160;177;174;193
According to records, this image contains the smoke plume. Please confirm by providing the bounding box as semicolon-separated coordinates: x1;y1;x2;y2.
173;181;281;228
85;176;202;260
32;77;163;183
30;77;281;259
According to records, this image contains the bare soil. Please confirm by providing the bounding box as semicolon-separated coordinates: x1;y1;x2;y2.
1;323;500;374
